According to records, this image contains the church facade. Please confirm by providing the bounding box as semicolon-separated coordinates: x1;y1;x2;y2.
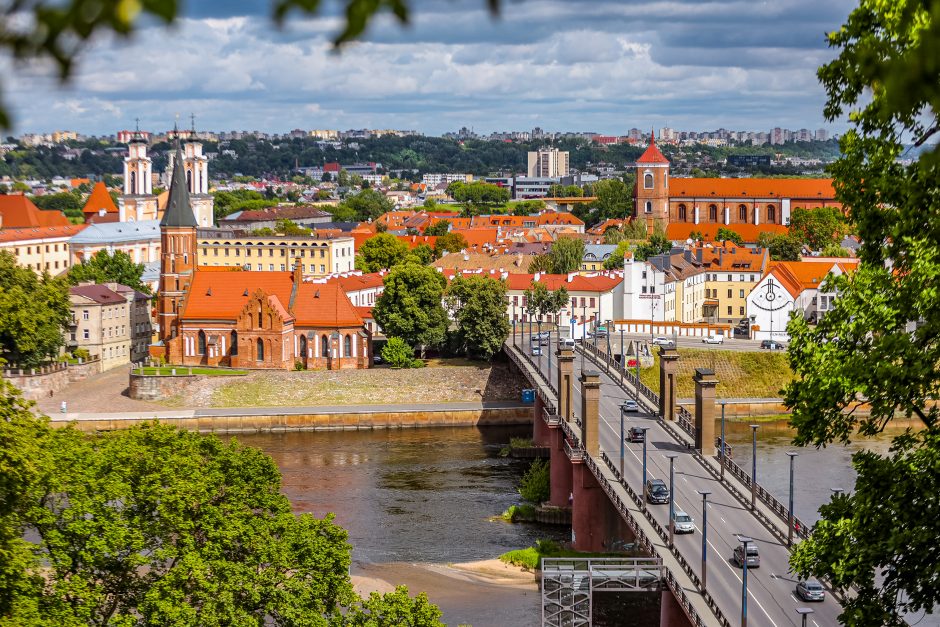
633;133;839;234
152;144;370;370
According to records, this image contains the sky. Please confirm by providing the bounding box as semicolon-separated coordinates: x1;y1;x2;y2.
5;0;857;137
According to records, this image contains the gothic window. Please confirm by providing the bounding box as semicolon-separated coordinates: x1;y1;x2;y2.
299;334;307;358
709;204;718;221
231;331;238;355
678;204;687;221
767;205;776;222
130;171;137;195
198;331;206;355
258;305;263;328
321;335;330;358
256;338;264;361
644;172;654;189
344;335;352;357
739;204;748;222
645;201;652;214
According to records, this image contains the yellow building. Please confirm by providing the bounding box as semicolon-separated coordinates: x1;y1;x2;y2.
0;225;86;275
197;232;355;276
700;243;769;324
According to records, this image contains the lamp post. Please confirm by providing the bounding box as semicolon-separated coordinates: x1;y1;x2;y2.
697;490;710;590
796;607;814;627
512;305;516;346
619;404;626;477
738;535;753;627
750;424;759;510
620;326;625;369
719;401;727;481
666;454;678;546
641;427;650;502
831;487;844;497
581;303;587;371
786;451;798;546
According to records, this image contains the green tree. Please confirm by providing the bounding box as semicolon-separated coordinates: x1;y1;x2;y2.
0;252;70;367
444;275;510;360
432;232;467;258
633;234;671;261
589;179;633;223
342;189;395;222
820;242;852;258
546;237;585;274
758;232;803;261
344;587;443;626
527;254;552;274
603;240;632;270
355;233;410;272
423;220;450;236
523;282;570;330
784;2;940;624
67;250;150;294
381;337;417;368
408;243;435;265
788;206;847;251
518;459;550;503
715;227;744;246
511;199;545;216
373;263;448;358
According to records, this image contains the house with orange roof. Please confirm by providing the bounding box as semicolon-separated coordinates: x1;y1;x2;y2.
82;181;120;224
633;132;839;240
0;224;86;275
503;271;624;328
746;259;858;342
0;194;71;228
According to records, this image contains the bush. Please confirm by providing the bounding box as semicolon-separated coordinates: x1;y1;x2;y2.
382;337;415;368
294;360;305;371
72;348;90;361
500;503;537;523
518;458;550;503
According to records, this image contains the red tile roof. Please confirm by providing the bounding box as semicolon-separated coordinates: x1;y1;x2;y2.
182;271;363;327
82;181;118;220
329;272;386;292
70;284;126;305
665;222;789;243
0;224;87;243
669;178;836;199
636;132;669;165
768;260;859;298
503;272;623;293
0;195;71;228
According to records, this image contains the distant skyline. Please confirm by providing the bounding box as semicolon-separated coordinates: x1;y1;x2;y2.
5;0;855;136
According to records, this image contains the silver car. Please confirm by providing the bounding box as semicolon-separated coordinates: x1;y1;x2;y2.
672;510;695;534
795;579;825;602
621;399;639;413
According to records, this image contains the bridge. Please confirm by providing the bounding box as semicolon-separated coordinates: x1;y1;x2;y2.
504;333;845;626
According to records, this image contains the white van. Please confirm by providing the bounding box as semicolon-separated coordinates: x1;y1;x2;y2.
560;338;576;349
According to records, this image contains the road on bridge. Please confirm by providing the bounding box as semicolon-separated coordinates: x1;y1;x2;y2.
519;335;842;627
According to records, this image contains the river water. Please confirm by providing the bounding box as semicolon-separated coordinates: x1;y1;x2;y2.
235;422;926;626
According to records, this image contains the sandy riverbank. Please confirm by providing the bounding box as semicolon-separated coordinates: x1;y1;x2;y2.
351;559;539;627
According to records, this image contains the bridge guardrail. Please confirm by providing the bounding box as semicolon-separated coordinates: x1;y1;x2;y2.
563;438;584;462
676;406;697;440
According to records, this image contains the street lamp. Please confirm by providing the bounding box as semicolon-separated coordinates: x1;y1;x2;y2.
666;454;678;546
831;487;844;497
620;326;625;368
786;451;798;546
719;400;727;481
750;424;759;510
738;535;754;627
640;428;650;502
619;404;626;477
796;607;814;627
581;302;587;371
697;490;710;590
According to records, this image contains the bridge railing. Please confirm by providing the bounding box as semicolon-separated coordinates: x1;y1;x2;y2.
720;454;811;541
675;405;697;440
564;438;584;462
580;341;659;406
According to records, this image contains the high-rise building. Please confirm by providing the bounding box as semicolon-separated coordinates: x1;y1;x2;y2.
815;129;829;141
527;148;569;178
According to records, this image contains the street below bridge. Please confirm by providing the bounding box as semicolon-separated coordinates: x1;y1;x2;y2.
515;334;843;627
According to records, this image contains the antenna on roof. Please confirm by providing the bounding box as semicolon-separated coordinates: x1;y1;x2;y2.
135;117;140;132
190;113;196;134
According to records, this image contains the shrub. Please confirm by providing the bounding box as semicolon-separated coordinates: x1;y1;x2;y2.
518;458;550;503
381;337;415;368
294;360;305;371
73;348;90;361
500;503;537;523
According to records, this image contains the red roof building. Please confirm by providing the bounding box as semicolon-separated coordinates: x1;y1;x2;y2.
82;181;120;224
0;195;71;228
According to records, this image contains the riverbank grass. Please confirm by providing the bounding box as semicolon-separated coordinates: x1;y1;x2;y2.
500;539;639;571
639;348;793;398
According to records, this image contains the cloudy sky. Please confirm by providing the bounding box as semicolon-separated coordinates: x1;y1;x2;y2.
6;0;856;137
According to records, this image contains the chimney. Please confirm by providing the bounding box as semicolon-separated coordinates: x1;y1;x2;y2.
534;271;541;281
696;248;703;264
718;248;723;267
293;261;302;284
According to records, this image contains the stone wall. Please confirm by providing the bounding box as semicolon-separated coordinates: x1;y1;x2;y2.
58;406;533;433
2;358;102;401
129;372;245;401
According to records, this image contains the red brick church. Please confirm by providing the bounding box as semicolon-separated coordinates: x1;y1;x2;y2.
152;144;370;370
633;132;841;241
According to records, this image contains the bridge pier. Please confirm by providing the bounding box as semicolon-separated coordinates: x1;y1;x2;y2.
533;394;550;447
557;347;574;422
694;368;718;456
660;588;695;627
658;347;679;421
548;426;573;508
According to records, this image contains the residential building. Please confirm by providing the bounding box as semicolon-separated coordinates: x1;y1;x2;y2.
514;177;557;199
67;283;151;371
0;195;71;228
700;243;770;323
432;252;535;274
0;224;86;274
217;205;334;231
581;244;618;271
196;230;355;275
621;253;670;323
501;271;624;328
527;148;569;178
422;173;473;187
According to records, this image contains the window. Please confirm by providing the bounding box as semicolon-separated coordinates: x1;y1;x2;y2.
320;249;326;258
231;331;238;355
235;248;240;256
739;204;748;222
727;289;732;298
739;306;745;315
767;205;776;222
214;248;219;256
739;289;745;298
258;305;263;328
83;310;89;320
644;172;654;189
256;338;264;361
225;249;230;256
589;297;595;307
83;329;89;340
198;331;206;355
727;306;732;315
246;248;252;257
344;335;352;357
269;264;274;271
321;335;330;357
645;201;652;214
280;264;285;271
678;204;687;221
299;334;308;359
320;265;325;273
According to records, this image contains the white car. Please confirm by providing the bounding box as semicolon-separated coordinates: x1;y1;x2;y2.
652;336;674;346
702;335;724;345
672;510;695;534
621;399;639;413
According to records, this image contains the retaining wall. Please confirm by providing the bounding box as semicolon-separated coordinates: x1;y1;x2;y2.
128;372;246;401
2;359;101;400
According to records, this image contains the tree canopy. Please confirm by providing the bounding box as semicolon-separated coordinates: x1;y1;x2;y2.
784;1;940;624
340;189;395;223
355;233;410;272
633;234;671;261
444;275;510;360
788;206;848;251
432;232;468;258
544;238;585;274
0;252;71;367
67;250;150;295
372;263;448;357
423;220;450;236
715;227;744;246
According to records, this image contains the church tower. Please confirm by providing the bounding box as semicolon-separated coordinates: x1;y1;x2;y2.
634;130;670;228
157;143;198;347
166;118;214;227
119;129;159;221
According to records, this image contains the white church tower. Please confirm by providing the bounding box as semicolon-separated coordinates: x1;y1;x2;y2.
166;116;214;227
119;127;159;222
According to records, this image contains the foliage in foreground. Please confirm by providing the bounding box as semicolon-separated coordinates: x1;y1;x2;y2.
0;383;442;626
518;458;550;504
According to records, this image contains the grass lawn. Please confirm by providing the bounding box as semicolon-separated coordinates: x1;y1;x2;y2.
134;367;247;376
639;348;793;399
499;540;642;571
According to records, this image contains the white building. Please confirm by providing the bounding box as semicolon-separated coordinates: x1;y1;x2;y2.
527;148;570;178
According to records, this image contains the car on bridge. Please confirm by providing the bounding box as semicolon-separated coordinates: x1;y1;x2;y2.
620;399;639;413
760;340;787;350
645;479;669;504
672;510;695;534
732;543;760;568
627;426;645;443
530;345;543;356
796;579;826;602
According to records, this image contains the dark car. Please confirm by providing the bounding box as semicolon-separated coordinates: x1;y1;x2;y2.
795;579;825;602
645;479;669;504
732;543;760;568
760;340;786;350
628;426;645;443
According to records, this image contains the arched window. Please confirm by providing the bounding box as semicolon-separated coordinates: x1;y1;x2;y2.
257;305;263;328
197;331;206;355
767;204;776;223
171;257;175;273
644;173;654;189
299;334;307;358
186;169;193;192
130;171;137;195
739;204;748;223
344;335;352;357
256;338;264;362
231;331;238;355
321;335;330;358
678;204;687;221
644;201;652;214
709;204;718;221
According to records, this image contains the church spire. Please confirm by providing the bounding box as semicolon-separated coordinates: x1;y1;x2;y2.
160;142;198;227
